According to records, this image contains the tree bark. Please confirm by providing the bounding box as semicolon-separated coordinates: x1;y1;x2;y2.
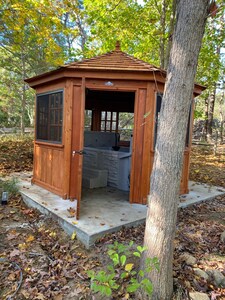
204;96;209;140
207;86;216;141
159;0;166;69
164;0;176;69
219;89;224;144
141;1;210;299
21;53;27;135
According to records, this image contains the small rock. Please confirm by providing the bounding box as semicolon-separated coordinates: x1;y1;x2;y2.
207;269;225;287
220;231;225;242
182;253;197;266
189;292;210;300
193;268;209;280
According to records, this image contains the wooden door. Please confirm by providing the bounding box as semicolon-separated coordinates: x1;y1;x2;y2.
129;85;154;205
69;81;85;219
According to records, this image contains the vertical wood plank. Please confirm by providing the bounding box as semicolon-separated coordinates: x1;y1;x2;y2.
63;80;73;198
34;145;40;180
41;148;47;183
52;150;64;190
69;78;85;219
92;110;101;131
130;88;146;203
46;148;52;186
180;99;195;194
140;83;155;204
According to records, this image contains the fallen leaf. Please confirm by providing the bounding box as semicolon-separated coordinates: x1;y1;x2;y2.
26;235;35;243
18;243;28;250
125;263;134;272
35;293;46;300
20;289;30;299
53;294;63;300
49;231;57;238
8;272;17;281
22;209;35;216
71;231;76;240
67;207;76;217
10;249;21;258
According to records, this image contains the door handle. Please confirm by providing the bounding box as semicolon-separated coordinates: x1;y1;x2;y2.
72;150;86;157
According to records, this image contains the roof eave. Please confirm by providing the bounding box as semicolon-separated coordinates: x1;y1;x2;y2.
25;67;65;85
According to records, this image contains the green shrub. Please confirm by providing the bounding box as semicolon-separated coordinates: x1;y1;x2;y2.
0;177;19;196
87;241;159;299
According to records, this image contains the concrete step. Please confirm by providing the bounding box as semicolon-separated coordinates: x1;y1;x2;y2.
82;167;108;188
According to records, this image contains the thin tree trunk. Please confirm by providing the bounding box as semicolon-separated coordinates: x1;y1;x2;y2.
76;16;87;56
21;53;27;135
219;89;224;144
165;0;176;69
207;86;216;141
21;85;26;134
204;96;209;141
140;1;210;299
27;105;34;127
159;0;166;69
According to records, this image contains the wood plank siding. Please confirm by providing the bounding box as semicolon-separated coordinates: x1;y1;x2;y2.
33;144;64;195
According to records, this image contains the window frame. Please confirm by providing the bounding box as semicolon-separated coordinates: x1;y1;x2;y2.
100;111;119;132
36;89;64;144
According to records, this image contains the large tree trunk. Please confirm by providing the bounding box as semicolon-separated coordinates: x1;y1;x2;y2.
141;1;210;299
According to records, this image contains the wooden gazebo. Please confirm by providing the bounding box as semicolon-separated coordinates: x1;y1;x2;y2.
25;43;205;219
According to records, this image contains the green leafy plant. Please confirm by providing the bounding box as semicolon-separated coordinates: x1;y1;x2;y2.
87;241;159;298
0;177;19;196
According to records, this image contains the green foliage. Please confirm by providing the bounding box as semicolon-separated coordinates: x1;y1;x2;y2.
87;241;159;298
83;0;175;66
0;177;19;196
197;1;225;87
194;107;205;120
0;0;224;131
0;0;86;129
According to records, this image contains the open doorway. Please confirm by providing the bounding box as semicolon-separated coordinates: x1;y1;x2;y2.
81;89;135;203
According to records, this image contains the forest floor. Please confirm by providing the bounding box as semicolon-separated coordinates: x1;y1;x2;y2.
0;135;225;300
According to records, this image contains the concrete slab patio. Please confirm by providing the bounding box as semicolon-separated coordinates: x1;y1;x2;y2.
14;172;225;248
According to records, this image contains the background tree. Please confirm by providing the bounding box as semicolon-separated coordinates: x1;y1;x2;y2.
83;0;176;67
0;0;224;135
0;0;85;132
141;1;210;299
195;2;225;141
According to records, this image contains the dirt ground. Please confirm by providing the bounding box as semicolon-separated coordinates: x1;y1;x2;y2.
0;137;225;299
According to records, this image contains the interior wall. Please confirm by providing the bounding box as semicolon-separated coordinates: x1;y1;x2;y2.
82;89;135;193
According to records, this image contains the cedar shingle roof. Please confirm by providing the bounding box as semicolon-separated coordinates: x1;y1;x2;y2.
63;42;162;72
25;42;205;94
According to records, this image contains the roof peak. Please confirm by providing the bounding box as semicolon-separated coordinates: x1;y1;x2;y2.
62;44;163;72
115;41;121;51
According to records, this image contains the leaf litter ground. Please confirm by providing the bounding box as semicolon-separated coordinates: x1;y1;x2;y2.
0;137;225;299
